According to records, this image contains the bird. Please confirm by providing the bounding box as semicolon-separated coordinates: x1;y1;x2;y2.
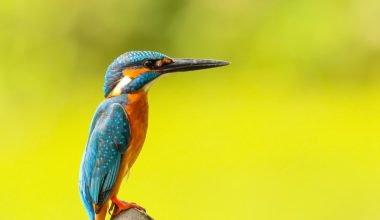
79;51;229;220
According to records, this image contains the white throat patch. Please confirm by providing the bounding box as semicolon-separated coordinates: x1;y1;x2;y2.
109;76;132;96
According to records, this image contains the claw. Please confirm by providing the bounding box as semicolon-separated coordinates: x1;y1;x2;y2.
110;196;146;216
108;202;115;215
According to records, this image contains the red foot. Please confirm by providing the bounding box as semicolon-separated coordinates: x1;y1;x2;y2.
109;196;146;216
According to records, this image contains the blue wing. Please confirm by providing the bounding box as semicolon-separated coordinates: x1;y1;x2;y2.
79;102;130;219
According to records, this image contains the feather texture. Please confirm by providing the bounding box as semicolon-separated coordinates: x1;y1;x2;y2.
79;95;130;219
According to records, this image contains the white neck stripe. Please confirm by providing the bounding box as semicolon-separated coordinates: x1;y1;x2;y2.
109;76;132;96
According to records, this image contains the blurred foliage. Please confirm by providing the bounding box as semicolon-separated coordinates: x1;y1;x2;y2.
1;0;380;219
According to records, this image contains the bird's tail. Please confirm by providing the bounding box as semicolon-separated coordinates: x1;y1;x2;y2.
80;187;95;220
79;152;95;220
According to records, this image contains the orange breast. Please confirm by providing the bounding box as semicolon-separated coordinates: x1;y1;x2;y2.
124;91;149;168
110;91;148;197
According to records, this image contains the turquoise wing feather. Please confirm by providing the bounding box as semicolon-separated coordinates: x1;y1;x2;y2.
79;101;130;218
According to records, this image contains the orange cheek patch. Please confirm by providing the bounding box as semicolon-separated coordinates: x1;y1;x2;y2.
123;68;149;78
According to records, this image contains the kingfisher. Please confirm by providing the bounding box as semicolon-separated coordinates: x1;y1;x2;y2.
79;51;229;220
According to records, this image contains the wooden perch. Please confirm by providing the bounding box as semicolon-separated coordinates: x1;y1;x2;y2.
110;208;153;220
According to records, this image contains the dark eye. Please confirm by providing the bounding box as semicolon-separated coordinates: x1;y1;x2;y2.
143;60;154;68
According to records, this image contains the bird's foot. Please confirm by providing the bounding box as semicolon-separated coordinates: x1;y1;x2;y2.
109;196;146;216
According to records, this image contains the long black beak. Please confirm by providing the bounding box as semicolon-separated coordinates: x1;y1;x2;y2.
160;58;229;74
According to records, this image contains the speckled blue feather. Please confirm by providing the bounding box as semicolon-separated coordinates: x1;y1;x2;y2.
79;95;130;220
104;51;170;97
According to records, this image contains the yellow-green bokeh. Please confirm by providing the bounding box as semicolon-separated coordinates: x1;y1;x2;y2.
1;0;380;219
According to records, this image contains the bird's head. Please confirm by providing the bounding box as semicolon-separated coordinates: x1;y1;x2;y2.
104;51;229;97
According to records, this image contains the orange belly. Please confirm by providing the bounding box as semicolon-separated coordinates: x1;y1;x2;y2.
110;91;148;198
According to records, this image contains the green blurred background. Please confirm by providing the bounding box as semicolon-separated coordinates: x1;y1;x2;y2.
1;0;380;219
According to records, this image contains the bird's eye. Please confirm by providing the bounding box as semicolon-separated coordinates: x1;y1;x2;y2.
143;60;155;68
143;59;172;69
